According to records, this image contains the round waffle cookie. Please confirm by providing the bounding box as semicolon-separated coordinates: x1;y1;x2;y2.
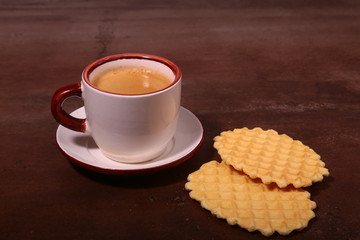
214;127;329;188
185;161;316;236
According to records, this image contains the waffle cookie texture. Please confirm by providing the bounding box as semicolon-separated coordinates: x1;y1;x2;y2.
185;127;330;236
185;161;316;236
213;127;329;188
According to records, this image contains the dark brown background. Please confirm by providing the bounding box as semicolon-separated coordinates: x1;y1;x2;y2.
1;1;359;239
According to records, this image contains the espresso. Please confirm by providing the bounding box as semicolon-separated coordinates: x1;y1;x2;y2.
91;66;172;94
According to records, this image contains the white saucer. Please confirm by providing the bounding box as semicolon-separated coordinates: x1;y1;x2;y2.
56;106;204;175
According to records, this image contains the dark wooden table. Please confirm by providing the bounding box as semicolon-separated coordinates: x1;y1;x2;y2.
1;1;359;239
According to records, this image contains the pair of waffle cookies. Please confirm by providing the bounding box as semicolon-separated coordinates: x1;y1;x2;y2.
185;127;329;236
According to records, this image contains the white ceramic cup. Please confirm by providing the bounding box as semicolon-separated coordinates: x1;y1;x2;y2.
51;53;182;163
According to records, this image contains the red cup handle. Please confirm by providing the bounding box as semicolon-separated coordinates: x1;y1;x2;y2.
51;83;86;132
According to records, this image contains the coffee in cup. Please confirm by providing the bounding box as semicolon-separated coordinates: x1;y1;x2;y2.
51;53;182;163
91;66;173;95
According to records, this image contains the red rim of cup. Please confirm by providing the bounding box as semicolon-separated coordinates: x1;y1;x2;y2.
82;53;182;96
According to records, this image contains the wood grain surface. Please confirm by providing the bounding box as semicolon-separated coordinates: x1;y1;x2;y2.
1;1;359;239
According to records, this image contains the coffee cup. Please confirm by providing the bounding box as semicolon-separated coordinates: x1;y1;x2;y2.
51;53;182;163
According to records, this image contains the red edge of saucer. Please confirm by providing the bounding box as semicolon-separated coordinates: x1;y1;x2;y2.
56;130;204;176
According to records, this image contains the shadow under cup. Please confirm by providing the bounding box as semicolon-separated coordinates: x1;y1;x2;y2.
81;54;182;163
